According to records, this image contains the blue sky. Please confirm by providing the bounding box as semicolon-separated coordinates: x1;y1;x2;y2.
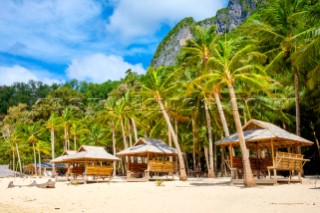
0;0;227;85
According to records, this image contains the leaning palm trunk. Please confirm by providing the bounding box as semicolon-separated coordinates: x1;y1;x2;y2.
213;92;234;152
33;143;37;176
204;102;216;178
228;84;256;187
15;142;22;176
50;127;56;177
131;118;138;142
157;98;187;180
120;119;128;149
168;127;173;162
127;122;133;147
213;92;230;137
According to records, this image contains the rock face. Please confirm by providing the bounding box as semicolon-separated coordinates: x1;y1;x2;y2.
151;0;262;68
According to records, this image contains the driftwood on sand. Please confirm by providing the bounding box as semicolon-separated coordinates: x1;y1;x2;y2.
8;179;55;188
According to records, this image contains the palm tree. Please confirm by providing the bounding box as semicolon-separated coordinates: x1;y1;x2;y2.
45;113;60;176
23;122;44;176
35;140;51;176
61;107;72;151
139;66;187;181
70;120;89;151
293;2;320;89
243;0;310;136
1;125;24;176
204;38;273;187
87;123;108;146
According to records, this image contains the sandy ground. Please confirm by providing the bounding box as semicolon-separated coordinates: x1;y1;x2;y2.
0;176;319;213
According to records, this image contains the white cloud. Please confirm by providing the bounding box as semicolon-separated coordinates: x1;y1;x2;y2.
66;53;146;83
0;0;104;62
106;0;225;40
0;65;61;85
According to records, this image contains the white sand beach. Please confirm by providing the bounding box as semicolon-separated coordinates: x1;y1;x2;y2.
0;176;319;213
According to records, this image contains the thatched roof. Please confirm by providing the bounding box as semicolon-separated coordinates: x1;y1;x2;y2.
215;119;313;149
51;145;120;163
117;138;177;157
50;150;77;163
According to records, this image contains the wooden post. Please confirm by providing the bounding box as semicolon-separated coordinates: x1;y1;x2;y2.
84;162;88;184
271;140;274;166
270;139;276;179
229;144;233;168
146;152;150;179
67;163;70;181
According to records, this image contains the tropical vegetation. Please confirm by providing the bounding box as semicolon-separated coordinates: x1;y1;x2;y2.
0;0;319;186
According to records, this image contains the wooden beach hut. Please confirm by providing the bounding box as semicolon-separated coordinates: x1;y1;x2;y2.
117;138;178;181
215;119;313;184
51;145;120;183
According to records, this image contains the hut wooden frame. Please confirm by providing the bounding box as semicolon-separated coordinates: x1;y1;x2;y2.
215;119;313;184
117;138;178;181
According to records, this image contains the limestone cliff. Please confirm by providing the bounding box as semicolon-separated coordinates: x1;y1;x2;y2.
151;0;263;68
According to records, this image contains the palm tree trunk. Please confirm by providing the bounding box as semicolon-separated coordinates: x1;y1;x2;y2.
294;72;300;136
313;130;320;156
12;151;15;177
131;118;138;142
213;92;230;136
50;127;56;177
168;127;173;162
191;112;197;171
220;147;226;176
38;148;41;176
33;143;37;176
213;92;235;159
64;125;67;151
204;146;209;176
112;121;117;176
294;72;302;156
204;102;216;178
228;84;256;187
120;118;128;149
15;142;22;176
157;98;187;180
127;122;133;147
74;134;77;151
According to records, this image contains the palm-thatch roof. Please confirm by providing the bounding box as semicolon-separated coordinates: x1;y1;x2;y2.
215;119;313;149
51;145;119;163
50;150;77;163
117;138;177;157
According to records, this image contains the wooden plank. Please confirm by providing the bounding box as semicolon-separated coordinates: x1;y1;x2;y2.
231;179;276;185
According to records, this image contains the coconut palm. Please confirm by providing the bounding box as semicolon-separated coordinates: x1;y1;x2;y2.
139;66;187;181
1;125;24;176
293;2;320;89
203;38;274;187
61;107;73;151
70;120;89;151
35;140;51;176
23;122;44;176
243;0;311;136
45;113;60;176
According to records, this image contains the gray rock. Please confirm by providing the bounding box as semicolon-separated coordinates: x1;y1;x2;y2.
151;0;261;68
